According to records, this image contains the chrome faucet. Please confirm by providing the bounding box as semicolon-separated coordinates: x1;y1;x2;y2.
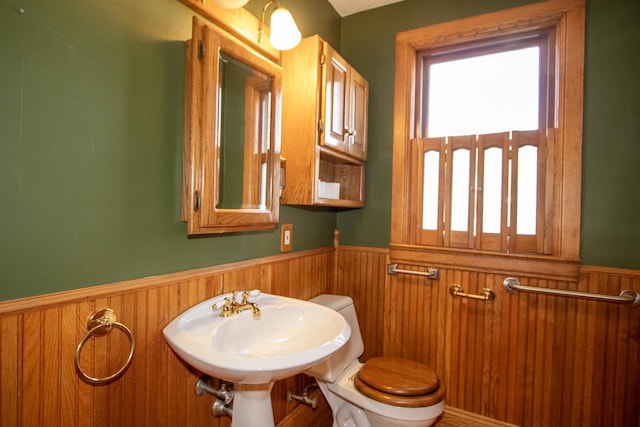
212;291;261;318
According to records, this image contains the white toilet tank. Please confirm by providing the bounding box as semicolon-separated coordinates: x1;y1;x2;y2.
307;294;365;383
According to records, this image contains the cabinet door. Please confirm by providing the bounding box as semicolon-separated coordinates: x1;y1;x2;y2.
348;69;368;161
322;46;349;153
182;17;282;234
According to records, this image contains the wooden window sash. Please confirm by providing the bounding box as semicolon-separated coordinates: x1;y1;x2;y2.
476;132;510;252
414;31;554;254
416;130;548;254
510;129;548;254
445;135;476;249
416;137;446;246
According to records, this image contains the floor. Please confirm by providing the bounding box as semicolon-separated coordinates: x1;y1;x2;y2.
304;391;511;427
311;410;509;427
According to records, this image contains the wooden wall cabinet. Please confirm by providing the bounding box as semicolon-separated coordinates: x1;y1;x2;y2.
281;35;368;207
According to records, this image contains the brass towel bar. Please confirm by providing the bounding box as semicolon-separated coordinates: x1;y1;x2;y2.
503;277;640;307
450;284;495;302
388;264;494;301
387;265;639;307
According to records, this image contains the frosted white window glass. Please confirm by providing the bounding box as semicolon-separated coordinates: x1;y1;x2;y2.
517;145;537;235
482;147;502;233
427;47;539;138
422;151;440;230
451;149;470;231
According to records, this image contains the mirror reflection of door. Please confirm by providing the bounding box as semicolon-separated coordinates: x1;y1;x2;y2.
216;52;273;210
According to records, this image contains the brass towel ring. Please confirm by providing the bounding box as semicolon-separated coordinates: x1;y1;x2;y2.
74;308;135;384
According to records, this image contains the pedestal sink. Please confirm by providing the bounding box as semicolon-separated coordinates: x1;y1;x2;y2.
163;290;350;427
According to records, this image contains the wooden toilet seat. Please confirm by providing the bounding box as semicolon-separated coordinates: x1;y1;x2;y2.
354;357;445;408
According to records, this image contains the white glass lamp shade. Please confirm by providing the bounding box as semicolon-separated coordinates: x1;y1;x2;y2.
214;0;249;8
269;7;301;50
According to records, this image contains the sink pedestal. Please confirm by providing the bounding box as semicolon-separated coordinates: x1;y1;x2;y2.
231;383;275;427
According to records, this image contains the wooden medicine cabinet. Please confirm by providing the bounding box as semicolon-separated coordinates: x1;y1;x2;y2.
182;17;282;234
281;35;368;208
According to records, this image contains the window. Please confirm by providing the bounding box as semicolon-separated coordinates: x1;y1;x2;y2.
417;32;553;254
390;1;585;278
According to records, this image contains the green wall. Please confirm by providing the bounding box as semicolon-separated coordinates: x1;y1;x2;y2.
2;0;638;301
0;0;340;301
337;0;640;270
580;0;640;268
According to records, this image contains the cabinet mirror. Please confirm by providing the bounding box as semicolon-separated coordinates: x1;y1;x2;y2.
182;17;282;234
217;52;273;211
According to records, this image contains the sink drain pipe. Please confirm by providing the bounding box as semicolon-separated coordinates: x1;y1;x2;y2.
195;377;233;418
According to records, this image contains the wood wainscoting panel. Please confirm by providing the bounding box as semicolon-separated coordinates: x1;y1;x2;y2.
331;245;388;362
3;245;639;427
335;247;640;427
0;248;334;427
1;315;21;427
435;406;520;427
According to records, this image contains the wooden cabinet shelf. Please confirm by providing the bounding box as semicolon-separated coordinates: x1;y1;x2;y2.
316;149;364;207
281;35;368;207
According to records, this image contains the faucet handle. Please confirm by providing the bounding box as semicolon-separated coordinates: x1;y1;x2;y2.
240;290;250;303
212;297;233;317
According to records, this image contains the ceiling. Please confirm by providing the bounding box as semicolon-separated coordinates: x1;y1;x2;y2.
327;0;406;17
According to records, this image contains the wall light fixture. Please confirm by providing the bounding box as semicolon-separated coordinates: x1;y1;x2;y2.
211;0;249;8
258;0;301;51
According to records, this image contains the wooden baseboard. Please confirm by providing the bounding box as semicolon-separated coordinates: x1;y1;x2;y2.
278;399;520;427
436;407;520;427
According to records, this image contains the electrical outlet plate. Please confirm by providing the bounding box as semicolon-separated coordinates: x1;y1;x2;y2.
280;223;293;252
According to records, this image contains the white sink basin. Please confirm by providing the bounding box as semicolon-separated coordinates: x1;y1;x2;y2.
163;291;350;427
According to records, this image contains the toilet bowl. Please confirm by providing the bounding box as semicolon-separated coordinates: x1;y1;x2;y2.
307;295;445;427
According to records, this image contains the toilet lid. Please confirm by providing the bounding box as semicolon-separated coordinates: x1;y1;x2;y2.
357;357;440;396
354;376;445;408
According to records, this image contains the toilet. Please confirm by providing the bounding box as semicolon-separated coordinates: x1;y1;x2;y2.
307;294;445;427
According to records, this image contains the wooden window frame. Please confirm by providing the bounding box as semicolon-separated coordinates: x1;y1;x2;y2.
390;0;585;280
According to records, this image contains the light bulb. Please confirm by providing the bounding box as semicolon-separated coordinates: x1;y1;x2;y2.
269;7;301;50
